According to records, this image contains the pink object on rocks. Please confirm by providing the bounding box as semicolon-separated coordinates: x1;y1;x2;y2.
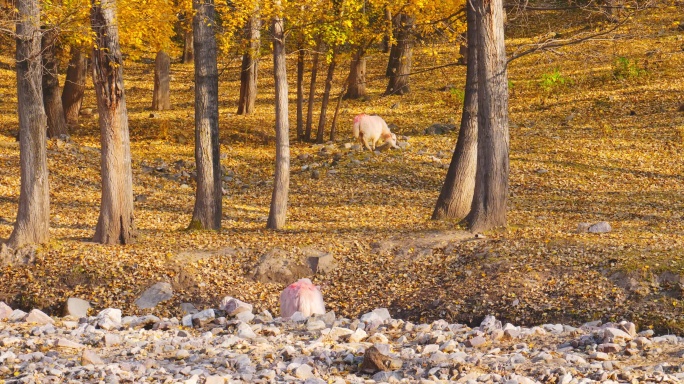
280;278;326;318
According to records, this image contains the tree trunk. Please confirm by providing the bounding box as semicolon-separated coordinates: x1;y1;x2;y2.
237;13;260;115
344;48;366;100
266;6;290;230
315;47;338;144
296;46;305;139
41;28;68;139
432;3;478;221
8;0;50;250
189;0;222;231
466;0;509;232
62;47;87;126
329;84;346;142
304;39;321;142
183;28;194;63
381;8;392;53
385;14;414;96
151;50;171;110
90;0;136;244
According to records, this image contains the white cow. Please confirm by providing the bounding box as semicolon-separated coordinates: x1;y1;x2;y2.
352;114;399;151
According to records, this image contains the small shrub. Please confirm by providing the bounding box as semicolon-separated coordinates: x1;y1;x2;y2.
613;56;644;80
539;68;570;92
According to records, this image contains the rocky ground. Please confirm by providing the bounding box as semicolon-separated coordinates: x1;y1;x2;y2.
1;299;684;384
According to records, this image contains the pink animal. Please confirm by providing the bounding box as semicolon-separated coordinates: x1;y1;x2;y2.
353;114;399;151
279;278;326;318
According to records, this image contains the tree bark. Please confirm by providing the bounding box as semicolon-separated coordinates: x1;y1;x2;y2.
151;50;171;110
432;3;478;221
266;7;289;230
315;47;338;144
62;47;87;126
466;0;510;232
296;46;305;139
90;0;136;244
329;84;346;142
385;14;414;96
41;28;68;138
381;8;392;53
182;28;194;63
237;13;260;115
344;48;366;100
304;39;321;142
8;0;50;250
189;0;222;231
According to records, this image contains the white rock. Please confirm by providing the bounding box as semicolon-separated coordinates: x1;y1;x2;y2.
0;301;13;320
9;309;28;322
360;308;391;323
603;327;633;343
81;349;104;365
220;297;253;316
56;338;85;349
348;328;367;343
64;298;91;318
237;322;257;339
25;309;54;325
96;308;122;330
295;364;314;379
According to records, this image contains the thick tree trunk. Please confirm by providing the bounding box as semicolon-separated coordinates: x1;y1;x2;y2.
90;0;136;244
237;13;260;115
385;14;414;96
432;3;478;221
62;47;87;126
304;39;321;142
151;50;171;110
315;47;338;144
41;28;68;138
296;46;305;139
344;48;366;100
466;0;510;232
8;0;50;250
266;8;289;230
189;0;222;230
183;28;194;63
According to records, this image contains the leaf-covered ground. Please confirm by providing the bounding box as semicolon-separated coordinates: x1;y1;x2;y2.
0;7;683;333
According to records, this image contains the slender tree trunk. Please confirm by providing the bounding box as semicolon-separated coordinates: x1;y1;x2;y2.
151;50;171;110
62;47;87;126
432;3;478;221
466;0;509;232
315;47;338;144
90;0;136;244
381;8;392;53
189;0;222;230
8;0;50;250
237;13;260;115
41;28;68;138
267;6;289;230
385;14;414;96
304;39;321;142
329;82;347;142
296;45;305;139
183;28;194;63
344;47;366;100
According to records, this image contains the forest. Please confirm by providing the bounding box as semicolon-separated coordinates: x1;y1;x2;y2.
0;0;683;335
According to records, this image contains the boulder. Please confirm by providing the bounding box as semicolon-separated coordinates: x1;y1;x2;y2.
135;282;174;309
0;301;12;320
303;248;336;274
25;309;54;325
64;297;91;318
251;248;313;285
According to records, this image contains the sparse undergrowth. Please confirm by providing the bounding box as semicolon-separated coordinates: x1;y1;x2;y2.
0;7;683;334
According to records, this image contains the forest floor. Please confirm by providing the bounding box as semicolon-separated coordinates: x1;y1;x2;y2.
0;6;683;334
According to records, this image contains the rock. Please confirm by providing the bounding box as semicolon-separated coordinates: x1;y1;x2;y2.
467;336;487;348
295;364;314;379
0;301;12;320
425;123;455;135
205;376;227;384
373;371;402;382
588;221;612;233
598;343;621;353
235;311;255;323
180;302;199;315
96;308;122;330
191;309;215;327
252;248;312;285
9;309;28;322
360;346;401;373
135;282;173;309
360;308;391;323
603;327;633;343
25;309;54;325
348;328;368;343
219;297;253;317
64;298;91;318
104;333;121;347
237;322;257;339
81;350;104;365
56;338;85;349
303;248;336;274
577;223;592;233
589;352;610;361
176;349;190;360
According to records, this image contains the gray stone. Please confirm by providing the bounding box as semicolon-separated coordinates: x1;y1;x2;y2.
0;301;12;320
219;297;253;317
237;322;257;339
96;308;122;330
64;298;91;318
603;327;633;343
81;349;104;365
104;333;122;347
191;309;215;327
180;303;198;315
425;123;455;135
235;311;255;323
9;309;28;322
348;328;367;343
360;308;391;323
467;336;487;348
372;371;403;382
204;376;226;384
598;343;621;353
56;338;85;349
589;352;610;361
25;309;54;325
588;221;612;233
135;282;174;309
294;364;314;379
303;248;336;274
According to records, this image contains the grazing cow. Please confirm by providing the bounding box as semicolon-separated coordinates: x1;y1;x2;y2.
353;114;399;151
